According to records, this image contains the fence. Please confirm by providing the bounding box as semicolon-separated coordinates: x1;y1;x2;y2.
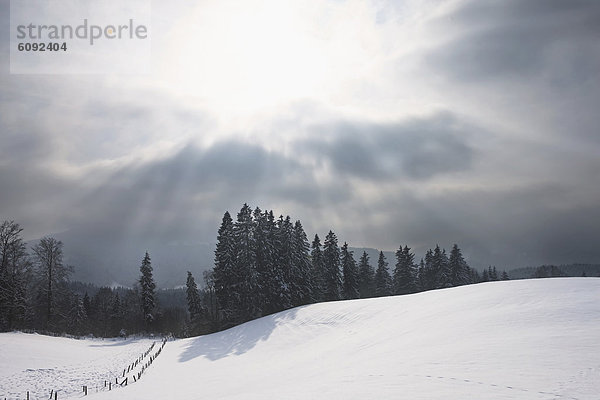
6;336;170;400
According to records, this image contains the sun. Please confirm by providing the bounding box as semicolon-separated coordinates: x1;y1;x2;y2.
158;1;335;114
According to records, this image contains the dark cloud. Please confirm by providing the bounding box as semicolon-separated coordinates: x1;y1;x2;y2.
57;139;352;243
40;140;354;285
301;113;476;180
1;0;599;285
354;183;600;269
426;0;600;82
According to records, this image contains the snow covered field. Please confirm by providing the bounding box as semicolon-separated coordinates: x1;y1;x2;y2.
2;278;599;399
0;334;156;400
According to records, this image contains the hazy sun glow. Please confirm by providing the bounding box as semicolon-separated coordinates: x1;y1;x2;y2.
157;0;392;118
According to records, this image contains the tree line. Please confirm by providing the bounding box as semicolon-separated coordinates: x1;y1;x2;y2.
207;204;510;330
0;220;191;336
1;208;511;337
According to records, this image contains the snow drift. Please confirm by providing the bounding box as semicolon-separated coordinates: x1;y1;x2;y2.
3;278;600;399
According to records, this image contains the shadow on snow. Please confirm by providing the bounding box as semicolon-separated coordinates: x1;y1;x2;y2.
179;307;301;362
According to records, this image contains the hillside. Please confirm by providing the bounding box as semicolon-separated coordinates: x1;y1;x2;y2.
102;278;599;399
2;278;599;399
0;335;155;400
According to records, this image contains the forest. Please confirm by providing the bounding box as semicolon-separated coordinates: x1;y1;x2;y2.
1;204;513;338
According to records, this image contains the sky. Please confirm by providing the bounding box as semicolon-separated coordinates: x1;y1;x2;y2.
1;0;600;277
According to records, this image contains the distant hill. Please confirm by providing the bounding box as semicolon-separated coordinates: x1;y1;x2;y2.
508;264;600;280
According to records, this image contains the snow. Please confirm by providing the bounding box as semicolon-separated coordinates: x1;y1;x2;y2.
0;335;155;399
2;278;600;399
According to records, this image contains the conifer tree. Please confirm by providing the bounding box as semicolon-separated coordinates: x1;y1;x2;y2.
481;268;490;282
322;231;341;301
274;215;293;311
310;234;325;302
425;245;452;289
110;293;123;336
232;204;259;323
488;266;498;281
417;258;426;291
374;251;391;297
429;245;451;289
252;208;274;314
357;251;375;298
341;243;359;300
70;295;88;336
82;292;91;317
448;244;471;286
213;211;236;326
469;267;481;284
421;249;436;290
186;271;203;322
291;220;313;306
501;271;510;280
139;251;156;329
392;245;417;295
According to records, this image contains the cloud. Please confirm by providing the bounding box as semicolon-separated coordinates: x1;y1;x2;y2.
1;0;599;284
301;112;476;180
424;0;600;82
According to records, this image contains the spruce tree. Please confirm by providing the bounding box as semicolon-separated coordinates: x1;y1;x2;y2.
70;295;88;336
448;244;471;286
253;209;278;315
417;258;426;291
374;251;391;297
310;234;325;302
501;271;510;280
139;251;156;329
341;243;359;300
322;231;341;301
481;268;490;282
291;220;313;306
186;271;203;321
110;293;123;336
274;215;293;311
357;251;375;298
469;267;481;284
392;245;417;295
83;292;91;317
421;249;435;291
488;266;498;281
232;204;259;323
430;245;451;289
213;211;236;326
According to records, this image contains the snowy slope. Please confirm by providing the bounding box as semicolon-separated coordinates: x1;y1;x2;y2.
0;335;155;400
3;278;600;399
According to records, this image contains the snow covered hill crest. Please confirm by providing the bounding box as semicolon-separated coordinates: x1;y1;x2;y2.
2;278;599;400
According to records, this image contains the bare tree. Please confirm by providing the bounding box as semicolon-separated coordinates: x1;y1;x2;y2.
32;237;72;328
0;221;30;330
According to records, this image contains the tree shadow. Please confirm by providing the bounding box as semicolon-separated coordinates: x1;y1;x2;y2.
179;307;300;362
